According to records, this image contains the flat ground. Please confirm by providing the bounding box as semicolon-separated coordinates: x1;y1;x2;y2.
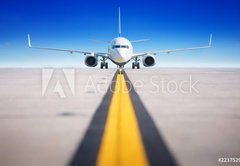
0;68;239;166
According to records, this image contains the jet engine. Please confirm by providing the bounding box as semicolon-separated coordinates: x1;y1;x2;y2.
142;55;156;67
85;56;98;67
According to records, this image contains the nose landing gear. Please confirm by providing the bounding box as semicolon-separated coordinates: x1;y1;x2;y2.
132;57;140;69
100;57;108;69
118;65;124;74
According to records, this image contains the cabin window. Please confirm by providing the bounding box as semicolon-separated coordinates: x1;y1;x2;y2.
121;45;129;48
112;45;129;49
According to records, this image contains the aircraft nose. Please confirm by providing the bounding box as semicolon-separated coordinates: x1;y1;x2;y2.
115;49;125;56
114;49;129;63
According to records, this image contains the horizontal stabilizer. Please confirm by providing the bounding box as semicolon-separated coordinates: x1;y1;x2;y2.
130;39;151;43
89;39;111;43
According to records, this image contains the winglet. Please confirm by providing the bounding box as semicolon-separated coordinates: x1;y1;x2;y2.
209;33;212;47
27;34;31;47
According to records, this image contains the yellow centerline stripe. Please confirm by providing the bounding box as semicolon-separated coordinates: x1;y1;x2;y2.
96;74;150;166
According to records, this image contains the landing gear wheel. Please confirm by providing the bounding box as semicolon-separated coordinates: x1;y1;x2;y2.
132;63;135;69
137;62;140;69
100;62;108;69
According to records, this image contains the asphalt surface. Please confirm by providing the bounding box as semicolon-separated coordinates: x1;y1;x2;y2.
0;68;240;166
125;68;240;166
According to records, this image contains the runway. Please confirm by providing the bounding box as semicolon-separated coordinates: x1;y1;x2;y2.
0;68;240;166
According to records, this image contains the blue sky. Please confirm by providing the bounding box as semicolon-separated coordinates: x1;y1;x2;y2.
0;0;240;68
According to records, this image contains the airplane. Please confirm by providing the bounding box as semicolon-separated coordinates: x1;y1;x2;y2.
28;8;212;73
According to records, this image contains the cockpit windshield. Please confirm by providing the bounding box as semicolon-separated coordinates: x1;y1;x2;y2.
112;45;129;49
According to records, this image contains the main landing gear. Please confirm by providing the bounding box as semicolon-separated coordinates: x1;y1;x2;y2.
132;57;140;69
100;57;108;69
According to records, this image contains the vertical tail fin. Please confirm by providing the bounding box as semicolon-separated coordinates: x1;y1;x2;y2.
118;7;121;37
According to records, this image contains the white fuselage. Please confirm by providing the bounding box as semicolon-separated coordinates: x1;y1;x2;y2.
108;37;133;65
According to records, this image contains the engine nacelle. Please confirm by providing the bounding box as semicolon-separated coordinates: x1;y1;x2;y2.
142;55;156;67
85;56;98;67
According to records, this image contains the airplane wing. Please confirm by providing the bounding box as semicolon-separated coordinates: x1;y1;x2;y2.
27;34;108;58
133;34;212;58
